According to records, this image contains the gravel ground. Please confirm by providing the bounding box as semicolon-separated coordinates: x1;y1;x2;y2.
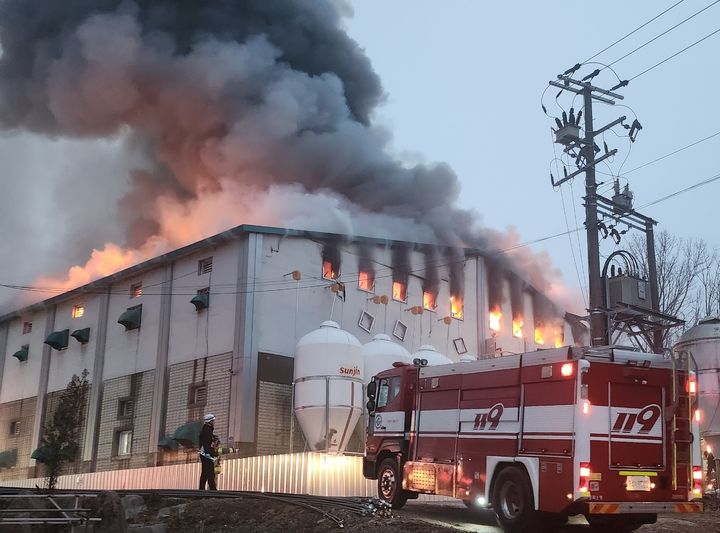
125;493;720;532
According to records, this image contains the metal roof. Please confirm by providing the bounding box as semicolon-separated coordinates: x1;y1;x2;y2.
0;224;482;322
675;316;720;345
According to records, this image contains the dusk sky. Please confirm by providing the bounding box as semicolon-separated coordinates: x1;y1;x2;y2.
344;0;720;310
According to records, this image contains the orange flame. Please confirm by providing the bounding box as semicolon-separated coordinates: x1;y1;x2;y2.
392;280;407;301
423;290;437;310
322;259;338;280
489;307;502;332
554;330;564;348
358;271;374;291
512;317;523;338
450;295;464;319
534;327;545;345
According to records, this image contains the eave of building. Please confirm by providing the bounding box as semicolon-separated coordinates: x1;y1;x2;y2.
0;224;485;323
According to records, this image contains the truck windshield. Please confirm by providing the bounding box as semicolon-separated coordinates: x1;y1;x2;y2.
376;377;401;409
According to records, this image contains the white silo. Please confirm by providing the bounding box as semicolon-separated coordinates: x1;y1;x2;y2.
294;321;364;453
361;333;411;383
673;316;720;454
412;344;453;366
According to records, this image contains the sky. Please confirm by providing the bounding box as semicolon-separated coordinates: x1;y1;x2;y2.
0;0;718;313
342;0;720;310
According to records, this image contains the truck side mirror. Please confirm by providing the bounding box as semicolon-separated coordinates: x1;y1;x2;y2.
367;381;376;399
366;400;376;413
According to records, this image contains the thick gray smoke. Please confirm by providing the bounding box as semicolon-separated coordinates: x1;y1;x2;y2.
0;0;558;304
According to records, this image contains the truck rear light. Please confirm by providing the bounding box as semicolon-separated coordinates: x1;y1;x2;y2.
561;363;573;377
578;462;590;492
692;466;703;495
688;376;697;394
582;401;590;415
695;409;701;422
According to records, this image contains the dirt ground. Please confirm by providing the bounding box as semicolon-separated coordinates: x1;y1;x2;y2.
2;491;717;532
126;494;720;533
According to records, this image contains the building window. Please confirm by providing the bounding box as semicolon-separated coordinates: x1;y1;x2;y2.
322;259;339;281
188;383;208;408
392;280;407;302
115;429;132;457
358;271;375;292
130;283;142;298
198;257;213;275
450;295;464;320
423;290;437;311
22;322;32;334
9;420;20;436
117;398;134;420
71;304;85;319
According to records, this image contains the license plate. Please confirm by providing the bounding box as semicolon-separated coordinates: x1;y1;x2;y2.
626;475;651;491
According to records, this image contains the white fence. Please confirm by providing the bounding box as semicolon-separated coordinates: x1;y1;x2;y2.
0;453;376;496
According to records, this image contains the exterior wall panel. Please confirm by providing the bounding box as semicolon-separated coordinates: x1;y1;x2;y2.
0;314;46;403
168;244;238;365
103;271;164;380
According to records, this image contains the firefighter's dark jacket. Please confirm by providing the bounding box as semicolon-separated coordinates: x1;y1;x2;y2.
199;424;217;458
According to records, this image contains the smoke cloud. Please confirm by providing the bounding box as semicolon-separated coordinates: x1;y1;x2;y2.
0;0;565;310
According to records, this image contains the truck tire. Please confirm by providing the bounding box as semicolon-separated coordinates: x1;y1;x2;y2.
377;458;409;509
491;466;538;533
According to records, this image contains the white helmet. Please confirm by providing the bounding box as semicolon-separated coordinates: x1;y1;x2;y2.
203;414;216;423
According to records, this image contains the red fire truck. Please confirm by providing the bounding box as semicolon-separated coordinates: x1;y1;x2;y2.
363;347;703;532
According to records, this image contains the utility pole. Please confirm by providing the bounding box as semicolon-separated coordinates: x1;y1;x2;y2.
548;74;624;347
547;71;679;353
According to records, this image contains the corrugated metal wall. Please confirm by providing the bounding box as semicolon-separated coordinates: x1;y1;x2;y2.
0;452;376;496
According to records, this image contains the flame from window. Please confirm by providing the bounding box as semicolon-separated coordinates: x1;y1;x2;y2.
423;290;437;310
322;259;338;280
450;295;464;319
392;280;407;301
534;324;564;347
358;271;374;291
489;306;502;332
512;317;523;338
71;305;85;319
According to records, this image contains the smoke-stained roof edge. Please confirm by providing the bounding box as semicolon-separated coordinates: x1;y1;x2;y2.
0;223;529;323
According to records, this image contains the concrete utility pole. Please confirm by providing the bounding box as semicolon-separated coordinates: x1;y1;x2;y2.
548;74;624;347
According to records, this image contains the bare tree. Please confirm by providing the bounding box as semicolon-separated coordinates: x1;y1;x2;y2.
36;369;89;491
628;230;719;349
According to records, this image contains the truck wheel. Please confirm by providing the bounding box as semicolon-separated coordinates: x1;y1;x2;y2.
377;458;409;509
491;466;537;533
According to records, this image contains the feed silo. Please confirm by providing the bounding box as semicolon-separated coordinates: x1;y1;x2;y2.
673;316;720;453
294;321;364;453
412;344;453;366
361;333;411;383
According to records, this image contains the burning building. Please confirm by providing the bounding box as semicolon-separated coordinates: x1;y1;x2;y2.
0;225;584;481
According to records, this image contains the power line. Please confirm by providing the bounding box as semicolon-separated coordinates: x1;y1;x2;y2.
604;0;720;69
624;129;720;174
629;26;720;81
582;0;687;64
638;171;720;209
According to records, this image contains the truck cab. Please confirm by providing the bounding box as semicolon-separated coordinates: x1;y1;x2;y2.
363;363;419;507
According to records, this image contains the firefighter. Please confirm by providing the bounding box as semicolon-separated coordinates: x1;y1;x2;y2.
705;450;716;487
198;413;219;490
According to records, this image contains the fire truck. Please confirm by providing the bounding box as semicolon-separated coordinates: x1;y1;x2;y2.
363;346;703;532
